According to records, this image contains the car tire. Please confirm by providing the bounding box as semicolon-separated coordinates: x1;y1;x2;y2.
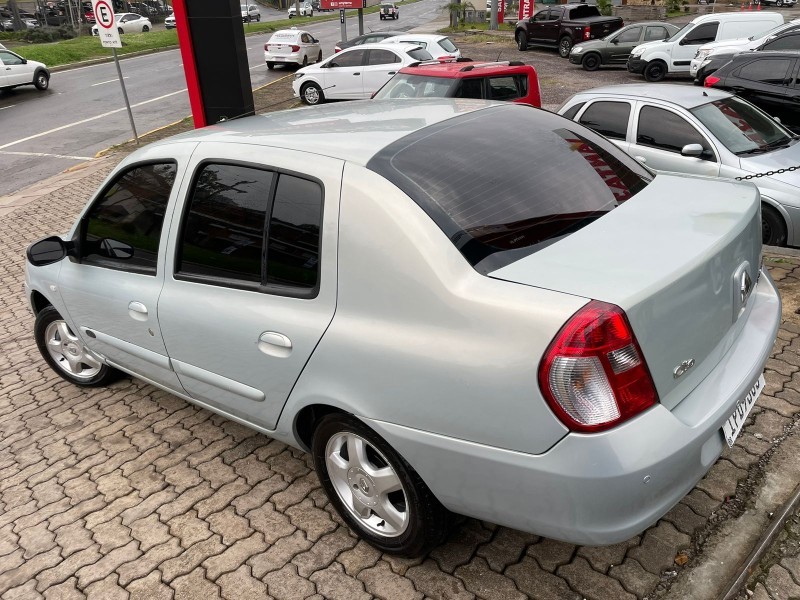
762;204;788;246
142;24;149;31
301;82;324;105
516;31;528;51
777;0;783;6
33;70;49;90
317;50;322;62
267;61;275;69
289;13;294;18
257;14;261;20
558;36;573;59
302;55;308;67
582;53;600;71
644;60;667;82
118;27;123;34
312;413;451;557
34;306;123;387
380;14;384;18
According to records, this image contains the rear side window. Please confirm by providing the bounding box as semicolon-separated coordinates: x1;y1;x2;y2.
616;27;641;44
737;57;793;84
407;48;433;61
367;106;651;272
562;101;585;121
645;26;669;41
438;37;458;53
488;76;520;101
330;49;365;67
579;101;630;140
367;49;400;65
83;162;177;274
454;78;483;99
762;34;800;51
637;106;712;157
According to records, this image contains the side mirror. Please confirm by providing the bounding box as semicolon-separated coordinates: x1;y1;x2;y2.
610;38;619;44
27;236;71;266
774;116;782;124
100;238;134;260
21;58;27;64
681;143;704;157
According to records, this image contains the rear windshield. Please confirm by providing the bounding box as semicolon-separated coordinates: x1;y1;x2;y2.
367;105;652;273
408;48;433;61
374;74;456;99
439;37;458;53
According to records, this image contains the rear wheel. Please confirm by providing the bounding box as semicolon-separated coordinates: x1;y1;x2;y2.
33;70;49;90
257;14;261;20
142;24;149;31
312;413;451;556
117;26;123;33
317;50;322;62
777;0;783;6
267;61;275;69
558;36;573;58
582;53;600;71
516;31;528;51
302;55;308;67
301;82;324;105
762;204;788;247
644;60;667;82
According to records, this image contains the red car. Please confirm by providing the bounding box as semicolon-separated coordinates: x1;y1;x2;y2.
373;60;541;107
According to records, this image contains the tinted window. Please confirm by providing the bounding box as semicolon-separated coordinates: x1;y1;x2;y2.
0;50;23;65
762;35;800;51
373;73;454;99
737;58;792;84
645;26;669;41
83;163;176;274
407;48;433;61
616;27;641;44
330;49;365;67
439;37;458;53
454;78;483;99
533;9;549;21
178;164;274;283
562;101;585;121
367;107;651;272
637;106;711;157
367;49;400;65
488;76;520;101
579;101;630;140
683;22;718;45
266;175;322;290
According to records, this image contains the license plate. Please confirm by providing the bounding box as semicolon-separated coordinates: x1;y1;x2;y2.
722;373;765;447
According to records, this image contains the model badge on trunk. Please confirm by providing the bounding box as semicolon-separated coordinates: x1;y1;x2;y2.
673;358;695;379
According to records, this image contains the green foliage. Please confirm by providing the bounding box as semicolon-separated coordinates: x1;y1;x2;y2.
442;1;475;26
595;0;612;16
666;0;683;12
20;26;77;44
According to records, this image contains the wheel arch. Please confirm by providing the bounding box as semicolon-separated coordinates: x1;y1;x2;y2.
30;290;52;315
760;195;793;246
293;403;349;452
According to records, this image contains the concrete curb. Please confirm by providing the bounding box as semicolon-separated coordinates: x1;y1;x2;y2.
49;45;179;72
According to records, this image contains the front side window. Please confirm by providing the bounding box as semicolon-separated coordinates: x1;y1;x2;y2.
738;57;793;84
562;101;585;121
487;76;520;101
0;50;23;65
367;49;400;66
579;101;630;140
83;162;177;274
637;106;713;158
533;9;549;22
762;34;800;51
683;22;719;45
615;27;641;44
330;49;365;68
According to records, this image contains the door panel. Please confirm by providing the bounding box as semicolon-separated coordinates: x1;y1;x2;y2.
362;49;401;98
158;143;343;431
0;50;32;86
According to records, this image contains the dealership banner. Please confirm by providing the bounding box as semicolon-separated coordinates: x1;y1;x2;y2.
518;0;534;21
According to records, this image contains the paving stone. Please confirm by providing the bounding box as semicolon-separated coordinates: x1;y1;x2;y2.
117;538;183;587
195;480;250;520
160;535;226;583
291;527;357;578
216;565;272;600
52;521;94;559
231;478;289;517
171;567;221;600
157;483;214;523
272;474;320;512
125;570;173;600
0;524;18;557
91;517;132;554
609;558;661;597
557;557;637;600
231;455;273;486
264;564;315;600
203;532;268;581
4;580;43;600
83;493;140;530
476;528;539;573
129;514;171;553
576;537;639;574
266;452;311;481
41;577;85;600
661;501;709;537
452;557;524;600
405;560;475;600
694;459;748;502
207;508;254;546
249;531;313;579
628;522;690;575
36;545;102;592
764;564;800;598
18;520;57;560
128;466;166;497
682;490;720;518
527;538;576;573
285;499;337;542
168;511;212;549
245;503;296;545
382;554;425;577
309;562;370;600
31;480;66;507
429;521;493;574
505;556;579;600
197;458;239;491
336;540;382;577
162;464;202;495
751;409;792;443
95;471;134;503
119;489;178;527
83;572;128;600
75;539;140;588
0;547;62;596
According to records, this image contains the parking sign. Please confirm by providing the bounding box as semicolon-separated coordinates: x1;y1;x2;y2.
93;0;122;48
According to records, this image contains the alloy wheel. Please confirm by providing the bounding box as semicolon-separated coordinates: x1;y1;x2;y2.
44;320;103;380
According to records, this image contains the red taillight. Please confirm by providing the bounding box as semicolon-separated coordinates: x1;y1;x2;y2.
538;301;658;433
264;43;270;51
438;55;455;61
583;26;591;41
334;46;342;53
291;45;300;52
704;75;720;88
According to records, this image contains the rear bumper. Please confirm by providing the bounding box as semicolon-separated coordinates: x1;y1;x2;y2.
364;270;781;545
627;56;646;74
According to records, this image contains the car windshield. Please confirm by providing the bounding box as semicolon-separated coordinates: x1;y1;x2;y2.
439;37;458;53
367;105;652;272
690;97;795;155
374;74;457;99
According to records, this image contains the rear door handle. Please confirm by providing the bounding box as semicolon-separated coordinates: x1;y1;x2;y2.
353;72;360;75
258;331;292;358
387;71;396;75
128;301;148;322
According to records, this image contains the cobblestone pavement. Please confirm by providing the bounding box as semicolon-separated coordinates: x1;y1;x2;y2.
3;136;800;600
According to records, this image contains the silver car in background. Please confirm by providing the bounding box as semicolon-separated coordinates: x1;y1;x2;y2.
559;84;800;247
24;100;779;556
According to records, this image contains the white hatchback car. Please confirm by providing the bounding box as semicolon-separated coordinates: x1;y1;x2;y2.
0;48;50;91
241;3;261;21
264;28;322;69
293;42;433;104
91;12;151;34
24;99;779;557
384;34;462;60
288;1;313;17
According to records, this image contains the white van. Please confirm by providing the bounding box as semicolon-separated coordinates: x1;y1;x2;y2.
627;12;783;81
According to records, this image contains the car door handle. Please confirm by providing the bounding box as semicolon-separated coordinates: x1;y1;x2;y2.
258;331;292;358
353;72;360;76
128;301;148;322
387;71;396;75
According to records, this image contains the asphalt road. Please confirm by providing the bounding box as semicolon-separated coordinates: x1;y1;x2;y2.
0;0;443;197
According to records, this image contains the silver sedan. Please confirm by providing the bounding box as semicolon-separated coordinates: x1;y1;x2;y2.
559;83;800;247
24;99;779;556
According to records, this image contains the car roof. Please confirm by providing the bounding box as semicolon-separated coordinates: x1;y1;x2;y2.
399;60;533;78
270;28;308;37
732;49;800;59
161;99;502;166
571;84;733;109
388;33;447;42
339;42;426;52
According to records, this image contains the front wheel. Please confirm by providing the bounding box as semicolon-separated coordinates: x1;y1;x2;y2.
762;204;788;246
34;306;123;387
644;60;667;82
34;70;49;90
117;27;123;33
516;30;528;51
558;36;573;58
312;413;451;556
142;24;149;31
301;82;324;105
581;53;600;71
